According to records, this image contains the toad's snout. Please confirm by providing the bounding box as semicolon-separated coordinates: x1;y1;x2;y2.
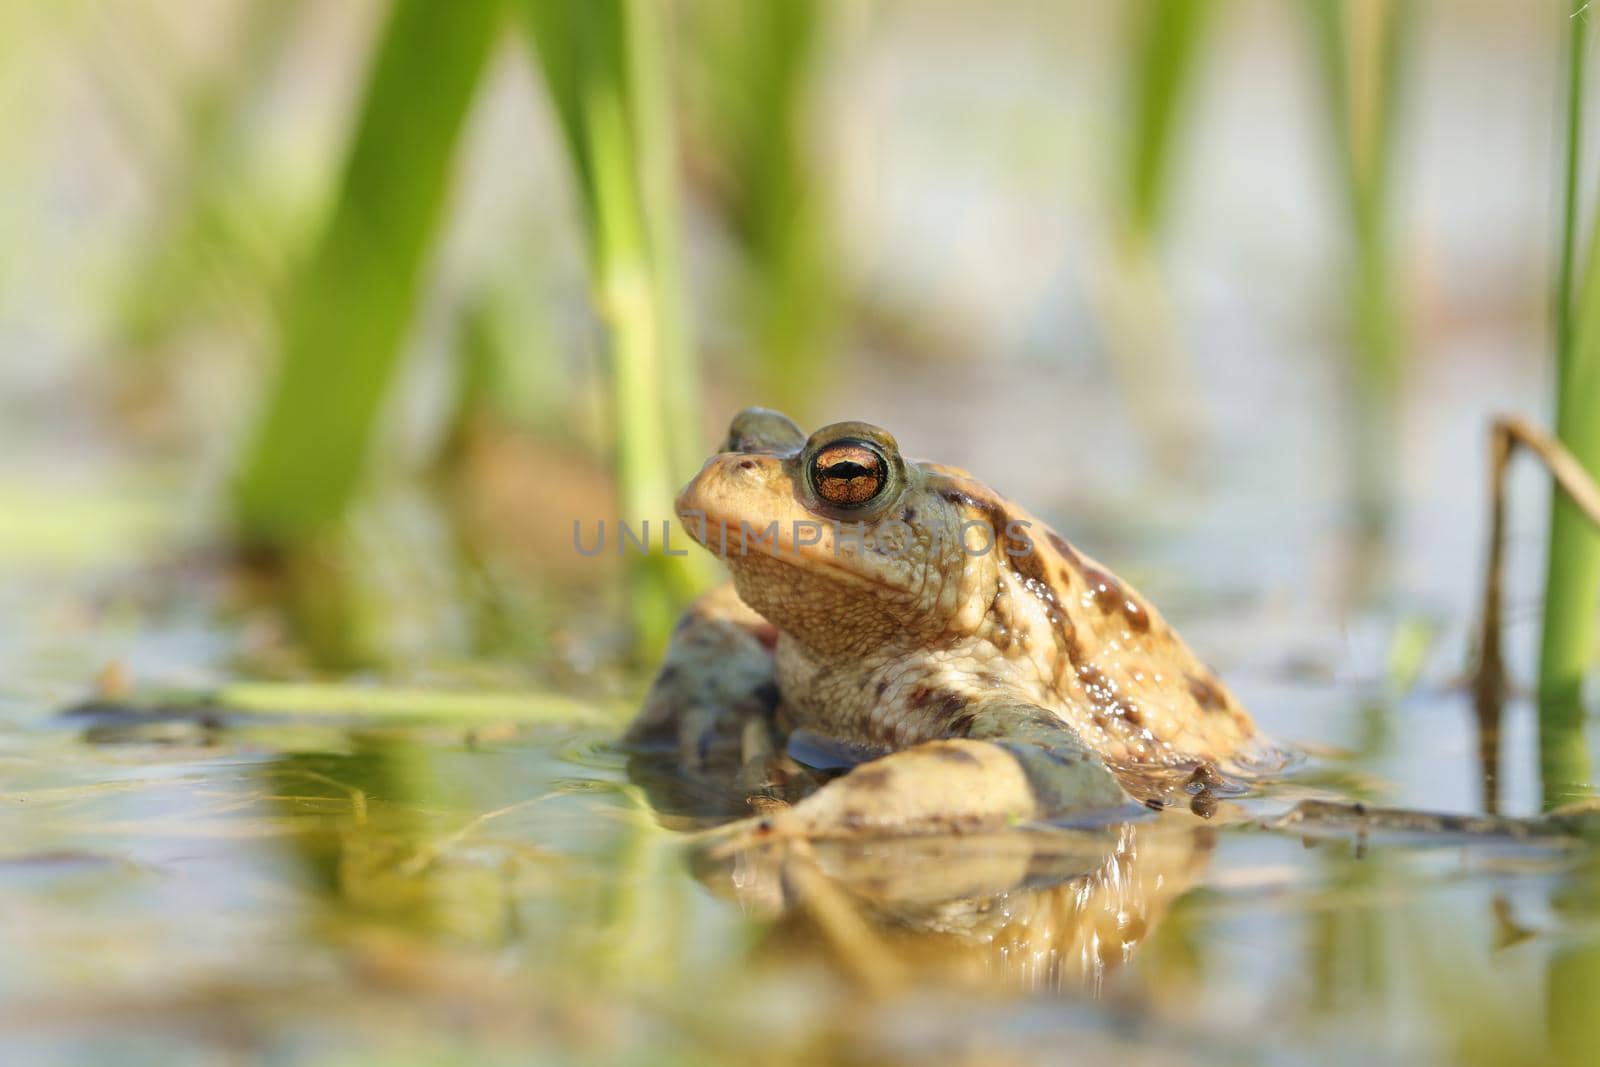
674;453;789;546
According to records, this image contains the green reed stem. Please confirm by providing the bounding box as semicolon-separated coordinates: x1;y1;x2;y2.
523;0;705;655
233;0;503;548
1539;0;1600;808
1556;0;1588;363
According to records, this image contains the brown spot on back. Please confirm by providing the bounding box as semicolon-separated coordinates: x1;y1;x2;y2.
930;743;982;767
848;765;893;792
1046;530;1081;565
1187;674;1228;711
1058;624;1085;669
1119;702;1144;727
1080;565;1123;614
1079;563;1151;634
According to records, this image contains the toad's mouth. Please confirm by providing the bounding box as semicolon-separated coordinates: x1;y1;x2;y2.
675;500;951;617
677;507;885;586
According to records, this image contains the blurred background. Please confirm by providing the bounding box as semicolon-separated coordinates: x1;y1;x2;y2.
3;1;1600;1064
0;0;1578;676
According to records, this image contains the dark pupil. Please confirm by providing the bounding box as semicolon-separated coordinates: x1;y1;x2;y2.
815;447;884;506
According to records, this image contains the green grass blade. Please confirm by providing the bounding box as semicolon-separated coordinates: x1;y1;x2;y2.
1556;0;1588;362
233;0;505;548
1540;2;1600;806
1125;0;1219;240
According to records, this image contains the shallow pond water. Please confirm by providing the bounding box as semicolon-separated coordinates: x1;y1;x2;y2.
0;638;1595;1067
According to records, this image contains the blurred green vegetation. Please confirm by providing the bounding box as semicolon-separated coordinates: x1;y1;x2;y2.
683;0;835;417
234;0;504;549
1116;0;1415;531
112;0;307;356
218;0;835;660
1305;0;1412;537
1103;0;1218;475
521;0;705;655
1123;0;1218;244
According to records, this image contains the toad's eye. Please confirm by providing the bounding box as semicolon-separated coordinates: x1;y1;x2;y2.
810;441;888;508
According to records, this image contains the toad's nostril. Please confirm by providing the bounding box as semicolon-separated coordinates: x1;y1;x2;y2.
738;460;757;470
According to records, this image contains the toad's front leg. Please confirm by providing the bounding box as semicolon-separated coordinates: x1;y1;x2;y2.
627;582;782;774
753;702;1136;840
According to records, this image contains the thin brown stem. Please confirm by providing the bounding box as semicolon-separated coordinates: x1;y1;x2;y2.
1474;415;1600;811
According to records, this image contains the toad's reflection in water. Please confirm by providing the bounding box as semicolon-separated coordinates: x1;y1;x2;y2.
627;723;1214;995
690;813;1210;996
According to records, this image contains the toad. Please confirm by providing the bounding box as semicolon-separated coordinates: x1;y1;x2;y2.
628;408;1283;836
